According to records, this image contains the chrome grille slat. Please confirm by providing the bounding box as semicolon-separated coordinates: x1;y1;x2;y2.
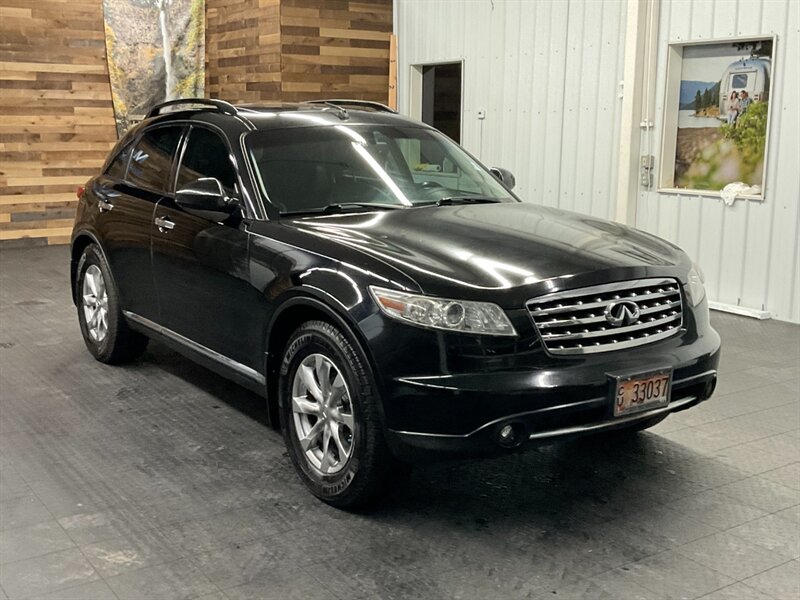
539;313;681;341
537;299;681;329
529;289;679;316
527;278;684;355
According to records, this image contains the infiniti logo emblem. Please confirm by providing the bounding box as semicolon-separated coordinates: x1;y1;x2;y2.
604;300;641;327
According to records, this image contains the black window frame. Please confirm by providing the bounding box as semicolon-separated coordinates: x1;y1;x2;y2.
173;123;239;197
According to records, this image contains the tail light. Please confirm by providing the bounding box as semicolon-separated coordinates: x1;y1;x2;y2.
76;186;85;199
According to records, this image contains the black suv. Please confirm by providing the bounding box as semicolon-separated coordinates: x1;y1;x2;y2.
71;98;721;507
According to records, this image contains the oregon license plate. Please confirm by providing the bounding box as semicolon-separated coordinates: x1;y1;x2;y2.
613;369;672;417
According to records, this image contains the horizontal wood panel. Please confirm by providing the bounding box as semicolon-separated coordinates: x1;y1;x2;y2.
0;0;114;247
207;0;391;104
281;0;390;100
0;225;74;241
3;0;392;247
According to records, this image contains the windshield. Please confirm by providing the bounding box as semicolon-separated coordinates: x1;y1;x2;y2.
245;124;516;214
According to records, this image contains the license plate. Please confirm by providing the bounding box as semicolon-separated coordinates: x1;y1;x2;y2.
613;369;672;417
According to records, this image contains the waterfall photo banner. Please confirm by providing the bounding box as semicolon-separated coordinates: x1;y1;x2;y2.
102;0;205;137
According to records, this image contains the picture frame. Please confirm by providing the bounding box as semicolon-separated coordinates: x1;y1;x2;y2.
658;35;777;201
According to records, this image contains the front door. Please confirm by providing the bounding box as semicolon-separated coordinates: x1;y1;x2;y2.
151;125;262;372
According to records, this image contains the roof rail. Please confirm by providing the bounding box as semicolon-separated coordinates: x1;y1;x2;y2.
145;98;237;119
304;99;397;114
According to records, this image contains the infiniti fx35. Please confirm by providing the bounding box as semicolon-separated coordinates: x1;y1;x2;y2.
70;99;721;507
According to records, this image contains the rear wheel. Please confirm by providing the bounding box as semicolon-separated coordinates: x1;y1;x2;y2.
75;244;148;364
278;320;397;508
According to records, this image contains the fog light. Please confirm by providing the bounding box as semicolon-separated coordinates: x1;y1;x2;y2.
496;422;525;448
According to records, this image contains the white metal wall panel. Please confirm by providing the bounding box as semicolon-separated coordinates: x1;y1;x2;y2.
396;0;628;219
397;0;799;322
637;0;800;322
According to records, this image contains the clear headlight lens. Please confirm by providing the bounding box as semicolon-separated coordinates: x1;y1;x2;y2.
686;263;706;307
369;286;517;336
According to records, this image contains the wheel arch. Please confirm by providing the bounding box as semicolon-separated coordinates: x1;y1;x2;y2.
263;291;384;429
70;230;105;306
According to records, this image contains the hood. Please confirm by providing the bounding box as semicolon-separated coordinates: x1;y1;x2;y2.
280;203;688;302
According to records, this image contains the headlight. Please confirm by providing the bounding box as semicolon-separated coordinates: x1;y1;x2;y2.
686;263;706;307
369;286;517;336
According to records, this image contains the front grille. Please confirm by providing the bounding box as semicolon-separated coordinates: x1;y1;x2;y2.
527;278;683;355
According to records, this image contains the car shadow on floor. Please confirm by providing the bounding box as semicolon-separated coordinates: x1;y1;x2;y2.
139;340;273;428
132;339;735;527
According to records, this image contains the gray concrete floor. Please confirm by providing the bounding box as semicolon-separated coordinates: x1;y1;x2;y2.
0;245;798;600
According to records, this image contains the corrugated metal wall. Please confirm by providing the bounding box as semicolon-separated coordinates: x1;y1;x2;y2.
637;0;800;323
397;0;799;323
396;0;628;220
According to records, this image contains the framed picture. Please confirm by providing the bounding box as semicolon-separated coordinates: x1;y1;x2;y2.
659;36;776;200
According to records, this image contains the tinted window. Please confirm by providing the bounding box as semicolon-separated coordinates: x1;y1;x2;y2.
176;127;236;194
246;125;512;213
105;141;133;180
127;126;183;193
731;73;749;88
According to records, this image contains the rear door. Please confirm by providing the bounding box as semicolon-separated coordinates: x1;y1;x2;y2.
94;125;184;321
151;125;262;372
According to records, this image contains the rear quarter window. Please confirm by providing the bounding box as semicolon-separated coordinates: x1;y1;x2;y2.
105;141;134;180
126;126;184;193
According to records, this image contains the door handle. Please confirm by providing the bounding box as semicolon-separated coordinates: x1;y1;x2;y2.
96;193;115;212
154;215;175;233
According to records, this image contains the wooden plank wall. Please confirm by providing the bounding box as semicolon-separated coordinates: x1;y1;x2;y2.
279;0;391;103
206;0;282;102
0;0;116;248
0;0;391;247
206;0;392;104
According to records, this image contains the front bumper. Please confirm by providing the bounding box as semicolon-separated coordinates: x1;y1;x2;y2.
380;325;721;461
386;368;717;460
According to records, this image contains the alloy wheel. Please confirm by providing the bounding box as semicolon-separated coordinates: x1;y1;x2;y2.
291;353;355;475
82;264;109;342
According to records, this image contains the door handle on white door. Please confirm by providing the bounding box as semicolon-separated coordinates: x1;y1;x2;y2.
154;216;175;233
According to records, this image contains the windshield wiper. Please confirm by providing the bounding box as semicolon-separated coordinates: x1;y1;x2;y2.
280;203;404;217
432;196;504;206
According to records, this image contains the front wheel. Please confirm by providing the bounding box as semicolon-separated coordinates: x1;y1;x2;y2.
278;320;398;508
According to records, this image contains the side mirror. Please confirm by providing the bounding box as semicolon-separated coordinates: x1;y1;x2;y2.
490;167;516;190
175;177;238;221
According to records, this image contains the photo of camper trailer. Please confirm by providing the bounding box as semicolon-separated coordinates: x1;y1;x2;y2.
673;38;773;195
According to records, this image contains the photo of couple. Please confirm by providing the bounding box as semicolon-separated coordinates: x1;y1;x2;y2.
673;38;773;195
725;89;754;125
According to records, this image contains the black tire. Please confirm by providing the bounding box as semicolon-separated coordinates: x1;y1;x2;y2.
75;244;148;364
278;320;397;509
